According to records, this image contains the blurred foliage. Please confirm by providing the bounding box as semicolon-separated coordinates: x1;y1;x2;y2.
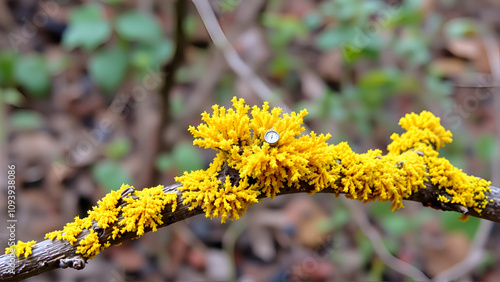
441;212;480;239
155;142;204;174
1;87;25;107
445;18;479;38
105;138;132;160
9;109;44;130
62;4;111;51
115;11;163;42
92;160;132;193
14;54;50;98
89;46;128;94
64;3;173;93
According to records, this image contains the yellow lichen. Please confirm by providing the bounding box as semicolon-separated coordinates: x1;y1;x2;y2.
76;229;101;259
213;177;260;223
87;185;126;229
189;97;251;151
44;216;92;245
44;184;177;258
36;98;492;262
5;240;36;258
388;111;452;156
120;185;178;236
177;97;491;222
177;97;339;222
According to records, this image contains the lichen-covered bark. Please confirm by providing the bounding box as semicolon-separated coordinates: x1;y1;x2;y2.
1;178;499;281
0;183;201;282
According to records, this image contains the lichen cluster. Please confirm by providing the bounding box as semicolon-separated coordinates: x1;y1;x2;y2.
176;98;338;222
6;184;178;259
177;97;491;223
5;98;492;261
5;240;36;258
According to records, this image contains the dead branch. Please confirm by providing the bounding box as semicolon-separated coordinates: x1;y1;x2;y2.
1;169;500;281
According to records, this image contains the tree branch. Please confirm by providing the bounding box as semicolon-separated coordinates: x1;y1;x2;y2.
1;167;500;281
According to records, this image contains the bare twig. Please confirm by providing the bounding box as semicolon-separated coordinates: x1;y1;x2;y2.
431;220;492;282
343;199;431;281
166;0;269;144
191;0;292;113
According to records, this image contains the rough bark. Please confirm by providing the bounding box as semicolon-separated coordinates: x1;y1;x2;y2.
1;175;499;281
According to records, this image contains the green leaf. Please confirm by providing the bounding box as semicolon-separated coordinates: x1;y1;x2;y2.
262;14;307;47
303;12;322;29
170;93;186;118
394;36;430;66
106;138;132;159
270;53;294;77
316;27;355;50
328;0;357;21
329;206;350;230
172;143;204;173
425;75;453;98
218;0;240;12
294;100;321;120
445;18;477;38
92;160;132;192
441;211;480;239
476;134;497;162
70;4;102;22
46;54;70;75
385;1;424;28
14;54;50;98
380;214;409;236
89;47;128;93
360;68;400;89
131;39;174;70
115;11;163;42
1;88;25;106
370;202;410;236
358;68;400;108
183;15;198;39
62;4;111;51
9;110;43;130
63;22;111;51
155;153;174;172
0;51;18;86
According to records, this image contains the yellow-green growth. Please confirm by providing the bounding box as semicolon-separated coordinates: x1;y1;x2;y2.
44;216;93;245
177;97;491;223
120;185;178;236
41;184;178;259
5;240;36;258
76;229;101;259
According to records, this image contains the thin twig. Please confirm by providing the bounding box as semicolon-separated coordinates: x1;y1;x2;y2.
191;0;292;113
431;220;492;282
342;198;431;281
166;0;269;144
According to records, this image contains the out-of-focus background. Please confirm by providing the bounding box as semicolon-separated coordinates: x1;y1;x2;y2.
1;0;500;281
